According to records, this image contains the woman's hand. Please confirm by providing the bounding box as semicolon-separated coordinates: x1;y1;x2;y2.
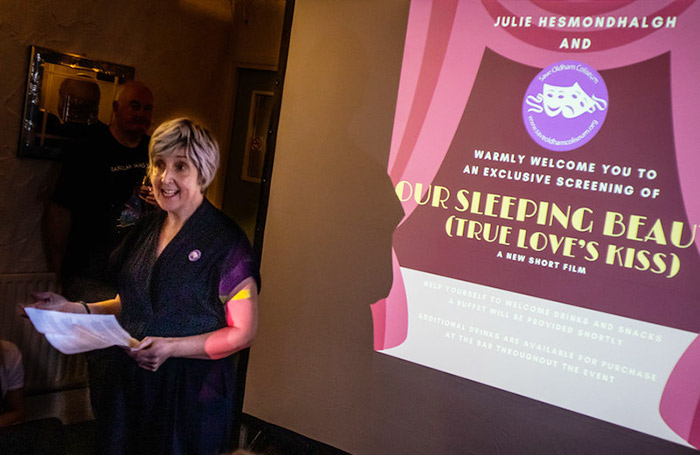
138;182;158;207
128;337;175;372
23;291;83;315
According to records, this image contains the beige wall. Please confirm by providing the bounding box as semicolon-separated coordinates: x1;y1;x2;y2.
244;0;409;452
230;0;286;70
0;0;284;275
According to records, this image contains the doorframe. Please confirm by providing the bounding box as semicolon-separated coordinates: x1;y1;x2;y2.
231;0;296;435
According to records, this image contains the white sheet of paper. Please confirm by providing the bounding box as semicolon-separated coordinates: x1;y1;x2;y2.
24;307;138;354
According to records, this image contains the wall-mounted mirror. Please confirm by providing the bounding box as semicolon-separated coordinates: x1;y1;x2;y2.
18;46;135;159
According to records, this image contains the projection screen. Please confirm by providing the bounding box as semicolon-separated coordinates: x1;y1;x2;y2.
374;0;700;448
245;1;700;454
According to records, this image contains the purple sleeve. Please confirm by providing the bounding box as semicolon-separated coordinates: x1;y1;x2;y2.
218;237;260;303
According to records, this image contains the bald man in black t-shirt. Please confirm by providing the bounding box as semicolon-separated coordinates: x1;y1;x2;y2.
46;80;155;301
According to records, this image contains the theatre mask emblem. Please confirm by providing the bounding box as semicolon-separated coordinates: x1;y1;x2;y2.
527;82;608;119
522;61;609;152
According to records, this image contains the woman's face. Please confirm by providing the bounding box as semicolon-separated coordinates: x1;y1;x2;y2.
150;150;203;219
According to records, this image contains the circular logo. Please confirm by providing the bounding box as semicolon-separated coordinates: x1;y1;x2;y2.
188;249;202;262
522;60;608;152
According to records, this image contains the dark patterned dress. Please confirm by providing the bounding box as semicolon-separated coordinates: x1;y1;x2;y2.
98;199;260;455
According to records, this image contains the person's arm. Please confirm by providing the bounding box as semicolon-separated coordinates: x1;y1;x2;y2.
128;277;258;372
43;202;71;279
44;145;83;281
0;388;25;427
26;292;122;316
0;342;26;427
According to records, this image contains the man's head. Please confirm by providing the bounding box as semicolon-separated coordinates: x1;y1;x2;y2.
110;80;154;146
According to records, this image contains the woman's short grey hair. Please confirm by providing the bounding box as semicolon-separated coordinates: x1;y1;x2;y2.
148;117;219;191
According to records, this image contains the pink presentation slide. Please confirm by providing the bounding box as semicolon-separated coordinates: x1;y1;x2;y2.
371;0;700;448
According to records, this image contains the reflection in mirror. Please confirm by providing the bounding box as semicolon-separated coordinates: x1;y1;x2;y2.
18;46;135;159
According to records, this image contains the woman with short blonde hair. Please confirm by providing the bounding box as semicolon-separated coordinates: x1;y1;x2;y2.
30;118;260;455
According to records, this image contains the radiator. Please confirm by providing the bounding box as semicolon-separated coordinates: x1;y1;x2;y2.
0;273;87;394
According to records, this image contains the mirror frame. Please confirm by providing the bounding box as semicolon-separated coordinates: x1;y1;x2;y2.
18;46;135;159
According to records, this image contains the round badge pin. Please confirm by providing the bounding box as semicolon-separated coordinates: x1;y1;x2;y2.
188;249;202;262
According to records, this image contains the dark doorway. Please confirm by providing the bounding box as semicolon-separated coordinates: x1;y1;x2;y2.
222;68;278;242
